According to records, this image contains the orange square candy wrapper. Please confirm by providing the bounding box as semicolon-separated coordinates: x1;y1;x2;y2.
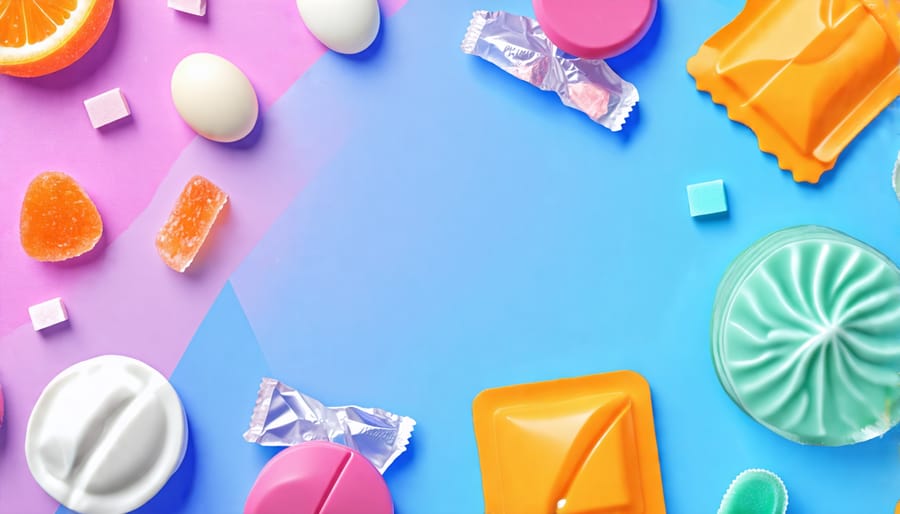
472;371;666;514
687;0;900;183
156;176;228;272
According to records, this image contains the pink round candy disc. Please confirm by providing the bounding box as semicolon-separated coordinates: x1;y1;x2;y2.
533;0;657;59
245;442;393;514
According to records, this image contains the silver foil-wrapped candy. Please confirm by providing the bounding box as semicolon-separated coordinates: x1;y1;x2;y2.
461;10;639;132
243;378;415;474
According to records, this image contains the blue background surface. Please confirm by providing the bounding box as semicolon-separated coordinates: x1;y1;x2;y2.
63;0;900;512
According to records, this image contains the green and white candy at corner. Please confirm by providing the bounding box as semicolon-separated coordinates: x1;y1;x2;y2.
711;225;900;446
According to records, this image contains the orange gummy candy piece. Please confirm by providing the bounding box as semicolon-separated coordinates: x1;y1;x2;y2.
687;0;900;183
156;176;228;272
19;171;103;262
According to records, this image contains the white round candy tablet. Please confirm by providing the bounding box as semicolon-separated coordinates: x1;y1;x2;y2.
171;52;259;143
26;355;187;514
296;0;380;54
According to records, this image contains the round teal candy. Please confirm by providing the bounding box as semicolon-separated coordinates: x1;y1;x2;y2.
712;226;900;446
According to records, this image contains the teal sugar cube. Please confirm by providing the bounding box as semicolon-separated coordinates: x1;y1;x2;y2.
686;179;728;217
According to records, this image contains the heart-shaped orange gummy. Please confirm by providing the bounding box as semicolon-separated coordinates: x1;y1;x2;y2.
20;172;103;262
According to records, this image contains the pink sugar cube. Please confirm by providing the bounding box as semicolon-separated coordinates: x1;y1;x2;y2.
28;297;68;331
168;0;206;16
83;88;131;129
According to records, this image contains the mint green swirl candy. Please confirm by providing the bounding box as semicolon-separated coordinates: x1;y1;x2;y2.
712;226;900;446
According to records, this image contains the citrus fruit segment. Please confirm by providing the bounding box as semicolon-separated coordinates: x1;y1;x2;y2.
156;176;228;272
0;0;115;77
19;171;103;262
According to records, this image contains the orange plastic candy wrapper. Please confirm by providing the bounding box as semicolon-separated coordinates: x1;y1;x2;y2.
472;371;666;514
687;0;900;183
156;176;228;272
20;171;103;262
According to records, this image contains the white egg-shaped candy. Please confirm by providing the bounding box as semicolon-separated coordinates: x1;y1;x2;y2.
296;0;380;54
26;355;187;514
171;53;259;143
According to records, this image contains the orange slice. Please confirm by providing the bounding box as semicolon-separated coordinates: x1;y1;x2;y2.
0;0;115;77
20;171;103;262
156;176;228;272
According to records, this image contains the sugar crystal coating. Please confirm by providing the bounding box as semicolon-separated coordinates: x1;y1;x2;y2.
19;172;103;262
717;469;788;514
156;176;228;272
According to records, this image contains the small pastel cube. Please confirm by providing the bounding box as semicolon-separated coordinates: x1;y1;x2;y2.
83;88;131;129
168;0;206;16
686;179;728;217
28;297;68;331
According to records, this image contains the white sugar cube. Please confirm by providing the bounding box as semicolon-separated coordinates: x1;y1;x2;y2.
168;0;207;16
83;88;131;129
28;297;68;331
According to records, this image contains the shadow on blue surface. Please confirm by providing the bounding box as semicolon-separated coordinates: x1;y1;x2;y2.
225;0;900;512
607;0;665;75
133;424;198;513
341;7;388;63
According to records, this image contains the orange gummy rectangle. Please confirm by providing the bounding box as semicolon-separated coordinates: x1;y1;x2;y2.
472;371;666;514
687;0;900;183
156;175;228;272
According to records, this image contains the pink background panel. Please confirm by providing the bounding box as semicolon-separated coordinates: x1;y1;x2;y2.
0;0;406;510
0;0;405;333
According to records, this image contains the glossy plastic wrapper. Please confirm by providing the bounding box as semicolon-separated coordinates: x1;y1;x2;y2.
687;0;900;183
461;10;638;132
243;378;415;473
